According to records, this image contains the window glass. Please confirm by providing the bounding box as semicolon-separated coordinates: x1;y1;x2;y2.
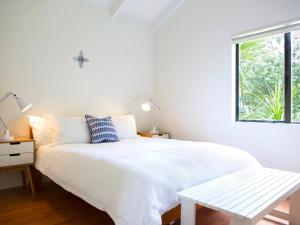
238;34;285;121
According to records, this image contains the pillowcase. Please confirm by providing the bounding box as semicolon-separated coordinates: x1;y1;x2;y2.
46;115;90;145
111;114;138;139
28;116;51;148
85;115;119;144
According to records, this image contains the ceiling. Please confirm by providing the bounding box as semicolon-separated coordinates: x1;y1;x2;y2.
91;0;187;31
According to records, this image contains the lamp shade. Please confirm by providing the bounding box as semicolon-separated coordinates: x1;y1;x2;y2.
141;102;151;112
15;96;32;112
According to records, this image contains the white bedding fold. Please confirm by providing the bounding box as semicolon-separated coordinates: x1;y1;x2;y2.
35;138;260;225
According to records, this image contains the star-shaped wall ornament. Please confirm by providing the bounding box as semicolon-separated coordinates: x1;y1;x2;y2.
73;50;90;68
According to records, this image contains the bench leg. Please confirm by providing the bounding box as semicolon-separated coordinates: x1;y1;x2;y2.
181;199;196;225
230;216;247;225
290;189;300;225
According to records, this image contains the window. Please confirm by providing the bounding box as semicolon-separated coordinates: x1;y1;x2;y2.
235;27;300;123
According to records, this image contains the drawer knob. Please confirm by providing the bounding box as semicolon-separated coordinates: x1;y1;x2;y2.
9;153;21;157
10;142;21;145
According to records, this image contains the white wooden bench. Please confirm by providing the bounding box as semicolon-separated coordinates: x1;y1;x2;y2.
177;167;300;225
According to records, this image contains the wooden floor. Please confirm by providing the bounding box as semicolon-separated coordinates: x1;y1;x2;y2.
0;182;288;225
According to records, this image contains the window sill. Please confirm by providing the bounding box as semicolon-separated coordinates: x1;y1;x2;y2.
234;120;300;125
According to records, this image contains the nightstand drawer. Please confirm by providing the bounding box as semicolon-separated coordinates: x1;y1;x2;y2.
0;153;34;167
0;142;34;155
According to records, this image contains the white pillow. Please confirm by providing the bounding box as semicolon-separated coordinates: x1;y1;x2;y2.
46;115;90;145
28;116;51;148
111;114;138;139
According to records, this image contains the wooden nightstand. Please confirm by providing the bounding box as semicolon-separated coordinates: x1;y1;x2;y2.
138;131;170;139
0;137;35;196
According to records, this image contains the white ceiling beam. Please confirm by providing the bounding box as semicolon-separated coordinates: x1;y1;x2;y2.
153;0;188;32
111;0;126;18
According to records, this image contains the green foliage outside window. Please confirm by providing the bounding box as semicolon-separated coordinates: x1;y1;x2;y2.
238;31;300;122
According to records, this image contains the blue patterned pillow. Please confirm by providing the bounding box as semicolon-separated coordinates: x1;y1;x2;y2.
85;115;119;144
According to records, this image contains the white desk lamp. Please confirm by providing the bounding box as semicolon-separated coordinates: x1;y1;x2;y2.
141;98;160;134
0;92;32;141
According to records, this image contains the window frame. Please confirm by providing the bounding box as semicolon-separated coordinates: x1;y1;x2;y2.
235;32;296;123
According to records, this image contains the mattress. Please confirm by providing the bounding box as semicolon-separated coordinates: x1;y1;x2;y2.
35;137;260;225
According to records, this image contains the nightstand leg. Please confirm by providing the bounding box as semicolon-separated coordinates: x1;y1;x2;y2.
21;170;26;188
26;166;35;197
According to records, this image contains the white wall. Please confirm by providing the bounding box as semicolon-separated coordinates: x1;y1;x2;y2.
0;0;154;189
155;0;300;172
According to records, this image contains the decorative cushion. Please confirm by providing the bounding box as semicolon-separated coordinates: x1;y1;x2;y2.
111;114;138;139
85;115;119;144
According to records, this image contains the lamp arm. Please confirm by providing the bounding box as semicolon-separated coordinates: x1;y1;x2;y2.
0;92;17;103
150;98;160;111
149;98;160;132
0;92;18;131
0;117;8;130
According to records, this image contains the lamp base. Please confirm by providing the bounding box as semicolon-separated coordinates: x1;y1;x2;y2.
0;129;11;142
150;126;160;135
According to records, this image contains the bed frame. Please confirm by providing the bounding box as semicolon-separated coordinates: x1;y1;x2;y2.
29;128;202;225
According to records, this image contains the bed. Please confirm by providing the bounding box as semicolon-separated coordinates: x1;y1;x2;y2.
35;137;260;225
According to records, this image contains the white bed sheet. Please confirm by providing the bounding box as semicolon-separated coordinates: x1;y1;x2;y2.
35;138;260;225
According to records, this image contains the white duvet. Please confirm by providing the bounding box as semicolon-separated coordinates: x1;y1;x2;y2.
35;138;260;225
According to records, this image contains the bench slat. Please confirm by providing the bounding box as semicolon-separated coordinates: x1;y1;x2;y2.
178;167;300;224
229;173;296;214
241;176;300;217
179;167;265;200
197;169;276;204
209;170;287;209
211;171;283;210
179;167;259;197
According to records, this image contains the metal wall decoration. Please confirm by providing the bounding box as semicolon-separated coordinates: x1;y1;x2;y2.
73;50;90;68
